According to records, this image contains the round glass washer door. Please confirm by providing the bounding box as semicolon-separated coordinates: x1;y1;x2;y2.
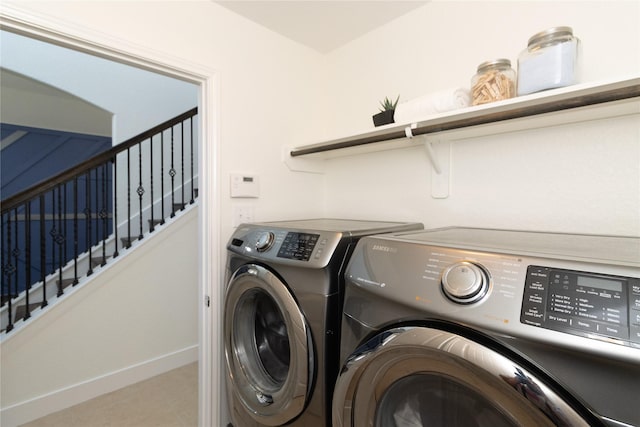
333;326;597;427
224;264;311;426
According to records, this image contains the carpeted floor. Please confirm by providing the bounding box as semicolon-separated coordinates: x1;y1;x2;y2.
19;362;198;427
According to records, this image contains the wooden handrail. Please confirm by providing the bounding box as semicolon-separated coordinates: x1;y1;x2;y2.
2;107;197;212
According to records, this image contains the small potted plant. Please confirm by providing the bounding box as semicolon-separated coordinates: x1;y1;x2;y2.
372;95;399;127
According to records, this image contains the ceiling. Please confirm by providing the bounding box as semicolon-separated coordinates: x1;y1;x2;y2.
214;1;429;53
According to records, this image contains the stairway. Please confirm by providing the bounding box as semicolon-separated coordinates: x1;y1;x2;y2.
1;108;199;334
1;196;197;334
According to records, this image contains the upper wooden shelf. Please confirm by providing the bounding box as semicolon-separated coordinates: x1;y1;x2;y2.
290;76;640;159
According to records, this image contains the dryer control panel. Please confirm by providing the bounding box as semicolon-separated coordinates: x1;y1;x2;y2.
521;266;640;348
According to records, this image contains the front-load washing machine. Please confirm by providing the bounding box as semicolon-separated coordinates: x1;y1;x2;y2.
333;227;640;427
223;219;423;427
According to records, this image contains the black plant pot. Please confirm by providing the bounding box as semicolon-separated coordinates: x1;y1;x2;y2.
372;110;395;127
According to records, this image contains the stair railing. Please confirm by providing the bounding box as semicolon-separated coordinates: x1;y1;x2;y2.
1;107;198;333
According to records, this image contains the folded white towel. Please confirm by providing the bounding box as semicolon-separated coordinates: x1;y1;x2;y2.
394;88;471;124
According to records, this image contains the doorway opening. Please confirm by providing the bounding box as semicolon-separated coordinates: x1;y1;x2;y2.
0;12;218;427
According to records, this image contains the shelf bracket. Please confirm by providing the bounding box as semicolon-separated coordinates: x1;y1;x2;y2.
282;146;324;174
404;125;450;198
424;137;443;174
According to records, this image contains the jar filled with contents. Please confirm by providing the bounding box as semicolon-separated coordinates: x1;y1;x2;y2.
471;59;516;106
517;26;581;95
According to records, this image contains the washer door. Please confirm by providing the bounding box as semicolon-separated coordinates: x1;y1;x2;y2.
224;264;311;426
333;326;601;427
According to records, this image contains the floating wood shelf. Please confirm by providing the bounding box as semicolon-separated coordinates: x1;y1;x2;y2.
290;76;640;159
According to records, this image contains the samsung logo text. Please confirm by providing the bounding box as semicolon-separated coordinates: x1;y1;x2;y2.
372;245;398;253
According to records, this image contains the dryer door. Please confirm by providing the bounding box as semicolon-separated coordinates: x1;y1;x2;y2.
333;326;602;427
224;263;311;426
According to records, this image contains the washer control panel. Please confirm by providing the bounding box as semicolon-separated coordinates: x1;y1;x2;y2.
521;266;640;347
276;232;321;261
228;227;340;267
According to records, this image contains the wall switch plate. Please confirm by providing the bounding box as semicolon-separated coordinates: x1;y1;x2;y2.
232;205;254;227
230;173;259;198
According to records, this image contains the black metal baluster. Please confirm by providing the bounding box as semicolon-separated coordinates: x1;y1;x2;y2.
49;189;56;279
180;121;185;210
1;213;5;305
100;163;107;266
93;167;99;247
137;142;144;240
23;201;32;320
63;181;68;272
73;177;79;285
86;171;93;276
4;212;14;332
56;185;64;297
170;126;176;218
150;136;155;232
1;214;6;324
40;195;48;308
113;157;119;258
12;207;20;303
126;147;132;248
160;131;166;224
190;117;195;204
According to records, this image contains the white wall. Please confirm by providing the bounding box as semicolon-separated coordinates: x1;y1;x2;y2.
1;1;326;425
0;29;198;144
0;68;113;136
0;209;199;427
320;1;640;236
12;0;328;237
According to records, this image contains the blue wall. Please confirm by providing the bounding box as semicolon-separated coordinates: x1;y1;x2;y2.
1;123;112;199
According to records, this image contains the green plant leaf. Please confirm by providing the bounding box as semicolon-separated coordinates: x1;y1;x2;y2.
379;95;400;112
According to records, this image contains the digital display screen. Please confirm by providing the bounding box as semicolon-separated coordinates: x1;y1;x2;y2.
577;276;623;292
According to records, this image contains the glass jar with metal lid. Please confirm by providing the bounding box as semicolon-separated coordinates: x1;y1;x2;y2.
517;26;581;95
471;59;516;106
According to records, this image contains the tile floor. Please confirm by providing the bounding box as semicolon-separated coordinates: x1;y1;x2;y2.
20;362;198;427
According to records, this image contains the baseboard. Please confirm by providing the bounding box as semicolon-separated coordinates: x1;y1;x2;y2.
1;345;198;427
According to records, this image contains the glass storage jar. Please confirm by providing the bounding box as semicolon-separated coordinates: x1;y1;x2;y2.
517;26;581;95
471;59;516;106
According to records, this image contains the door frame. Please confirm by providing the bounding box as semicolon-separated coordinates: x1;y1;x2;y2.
0;5;220;426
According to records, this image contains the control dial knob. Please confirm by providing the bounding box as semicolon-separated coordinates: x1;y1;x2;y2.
255;232;275;252
441;261;489;304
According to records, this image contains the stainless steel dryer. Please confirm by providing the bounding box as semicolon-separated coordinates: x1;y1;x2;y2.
334;227;640;427
224;219;423;427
